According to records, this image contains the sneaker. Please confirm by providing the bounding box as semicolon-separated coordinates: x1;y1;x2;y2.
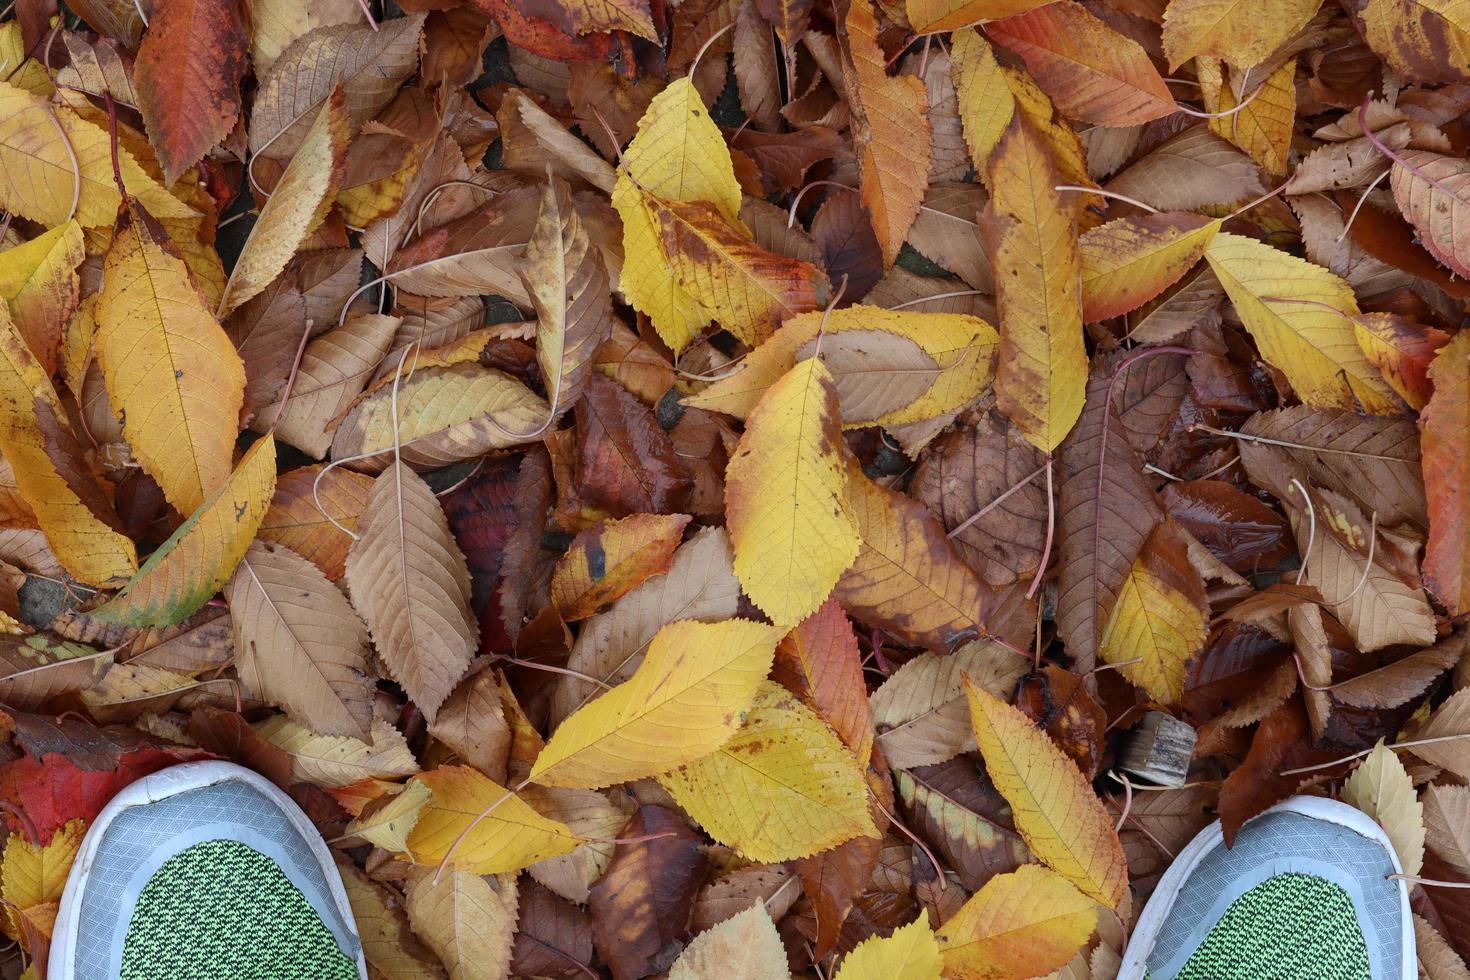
1120;796;1413;980
49;761;366;980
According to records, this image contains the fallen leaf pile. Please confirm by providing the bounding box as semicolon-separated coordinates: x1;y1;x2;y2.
0;0;1467;976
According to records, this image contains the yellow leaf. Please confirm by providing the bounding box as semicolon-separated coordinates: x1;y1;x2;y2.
1344;740;1425;876
1204;232;1399;414
834;917;943;980
1162;0;1323;70
404;766;582;875
404;867;518;980
336;857;444;980
530;618;782;789
725;358;860;627
0;221;84;375
1097;521;1208;705
257;715;420;787
1202;58;1297;177
999;67;1098;214
1;820;84;950
92;436;276;627
660;682;878;862
964;676;1127;906
346;780;433;853
652;195;824;346
0;308;136;585
950;29;1014;174
218;87;349;317
686;305;997;428
905;0;1053;36
841;0;932;266
669;905;791;980
0;81;194;229
935;864;1097;980
610;78;742;354
986;119;1087;452
1079;214;1219;322
0;23;52;97
96;203;246;514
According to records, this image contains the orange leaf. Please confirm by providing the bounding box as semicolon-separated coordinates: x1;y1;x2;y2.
550;513;692;621
1422;331;1470;617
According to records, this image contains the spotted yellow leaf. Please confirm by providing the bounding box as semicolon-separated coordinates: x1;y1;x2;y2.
660;682;878;862
1079;214;1219;323
92;436;276;627
530;618;782;789
404;765;582;875
610;78;742;354
725;358;861;627
96;203;246;515
1205;232;1399;414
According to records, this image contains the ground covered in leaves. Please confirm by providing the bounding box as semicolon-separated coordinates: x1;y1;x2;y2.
0;0;1465;976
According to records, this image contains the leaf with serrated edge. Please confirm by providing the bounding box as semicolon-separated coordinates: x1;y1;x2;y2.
964;677;1127;906
936;864;1096;980
256;715;419;787
344;461;477;722
405;765;581;875
668;904;790;980
551;513;691;622
661;683;878;862
532;618;782;789
950;30;1014;174
1424;784;1470;879
345;780;431;853
834;917;943;980
257;465;373;581
229;540;374;739
96;203;246;516
1344;740;1424;875
726;358;859;628
93;437;276;627
1080;214;1219;322
795;331;943;426
404;867;517;980
1161;0;1322;70
1416;913;1470;980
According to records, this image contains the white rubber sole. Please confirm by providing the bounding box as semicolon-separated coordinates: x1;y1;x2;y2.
49;760;368;980
1119;795;1413;980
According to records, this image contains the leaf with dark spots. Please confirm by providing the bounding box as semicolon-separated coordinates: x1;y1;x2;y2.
1163;479;1293;574
575;374;693;521
588;805;706;980
1016;666;1108;779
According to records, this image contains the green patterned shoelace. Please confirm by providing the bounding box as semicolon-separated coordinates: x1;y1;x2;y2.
1169;872;1371;980
120;839;357;980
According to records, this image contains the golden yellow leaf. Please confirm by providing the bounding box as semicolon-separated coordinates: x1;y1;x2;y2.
346;779;432;853
964;676;1127;906
670;905;790;980
92;436;276;627
688;305;997;427
840;0;932;266
0;80;193;229
935;864;1097;980
1162;0;1323;70
404;867;518;980
1204;232;1399;414
1097;521;1208;705
96;203;246;515
725;358;860;627
986;119;1087;452
610;77;742;354
950;29;1015;174
218;87;350;317
530;618;782;789
1079;214;1219;322
1;820;84;950
652;195;824;347
256;715;419;787
335;856;444;980
1201;58;1297;177
1344;740;1425;876
660;683;878;862
0;23;53;96
404;766;582;875
0;308;136;586
905;0;1053;35
0;221;83;375
834;917;943;980
1000;67;1097;213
